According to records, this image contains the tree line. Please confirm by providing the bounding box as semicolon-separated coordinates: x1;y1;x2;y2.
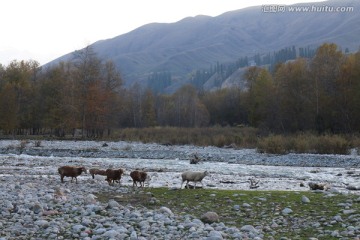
0;43;359;138
244;43;360;133
187;45;318;90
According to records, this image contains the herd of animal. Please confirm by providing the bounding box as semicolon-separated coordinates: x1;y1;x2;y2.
57;165;209;189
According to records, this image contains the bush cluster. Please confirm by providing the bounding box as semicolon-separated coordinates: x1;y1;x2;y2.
114;127;259;148
257;133;352;155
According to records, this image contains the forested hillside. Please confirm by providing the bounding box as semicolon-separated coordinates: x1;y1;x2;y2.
1;43;359;137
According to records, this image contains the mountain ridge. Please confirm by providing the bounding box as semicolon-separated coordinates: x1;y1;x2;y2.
47;0;360;91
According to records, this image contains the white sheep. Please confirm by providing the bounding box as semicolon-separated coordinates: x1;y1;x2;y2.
181;171;209;189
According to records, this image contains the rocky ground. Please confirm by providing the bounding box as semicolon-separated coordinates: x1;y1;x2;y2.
0;140;359;239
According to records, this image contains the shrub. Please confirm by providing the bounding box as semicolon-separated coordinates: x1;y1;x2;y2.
314;135;349;155
115;127;259;148
257;135;287;154
257;133;350;155
291;134;315;154
350;135;360;154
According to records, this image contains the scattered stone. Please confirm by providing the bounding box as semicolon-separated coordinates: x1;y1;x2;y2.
343;209;356;215
159;206;174;216
42;210;59;216
206;230;224;239
0;140;359;240
308;182;330;191
346;185;360;190
333;215;343;222
107;199;121;209
233;205;240;211
201;212;219;223
242;203;251;208
35;220;49;228
301;195;310;203
240;225;258;233
130;231;138;240
32;203;43;214
282;208;293;215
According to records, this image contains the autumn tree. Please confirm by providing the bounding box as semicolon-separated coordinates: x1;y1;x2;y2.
172;85;209;127
154;85;209;127
29;46;125;137
243;66;262;91
244;68;274;128
71;46;100;136
102;60;124;134
335;51;360;132
70;46;122;137
142;89;157;127
86;59;122;137
0;64;4;83
311;43;344;133
127;83;144;127
37;62;77;136
0;60;40;134
273;58;314;132
0;83;17;133
155;94;175;126
201;88;247;126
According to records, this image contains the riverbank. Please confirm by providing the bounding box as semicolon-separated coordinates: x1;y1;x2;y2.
0;140;360;239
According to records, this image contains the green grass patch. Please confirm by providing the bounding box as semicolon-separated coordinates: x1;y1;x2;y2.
96;188;360;239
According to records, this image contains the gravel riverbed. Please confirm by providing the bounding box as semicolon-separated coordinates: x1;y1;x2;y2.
0;140;360;239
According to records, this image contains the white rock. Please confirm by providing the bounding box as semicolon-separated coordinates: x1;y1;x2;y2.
242;203;251;208
94;228;107;234
240;225;257;233
333;215;343;222
102;229;119;238
282;208;293;215
72;224;85;233
343;209;356;215
107;199;121;209
34;220;49;228
301;195;310;203
207;230;224;239
130;231;138;240
159;206;174;216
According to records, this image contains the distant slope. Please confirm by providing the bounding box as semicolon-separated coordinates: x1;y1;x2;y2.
48;0;360;90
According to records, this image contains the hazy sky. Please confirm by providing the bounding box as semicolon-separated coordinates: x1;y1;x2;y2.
0;0;324;66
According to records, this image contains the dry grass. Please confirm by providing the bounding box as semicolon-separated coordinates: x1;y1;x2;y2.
113;127;259;148
2;127;358;155
257;133;351;155
257;135;287;154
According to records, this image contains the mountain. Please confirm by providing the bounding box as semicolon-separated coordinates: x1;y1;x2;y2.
47;0;360;91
